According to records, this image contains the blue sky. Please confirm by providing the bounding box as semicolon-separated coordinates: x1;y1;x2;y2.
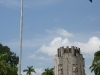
0;0;100;75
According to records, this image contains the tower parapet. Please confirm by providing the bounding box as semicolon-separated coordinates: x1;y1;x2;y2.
54;46;86;75
57;46;81;57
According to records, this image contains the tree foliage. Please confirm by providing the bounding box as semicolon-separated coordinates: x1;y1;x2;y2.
23;66;36;75
89;50;100;75
0;43;19;75
42;68;54;75
0;53;18;75
0;43;19;66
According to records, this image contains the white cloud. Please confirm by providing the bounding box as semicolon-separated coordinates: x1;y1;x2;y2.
28;54;51;62
21;68;44;75
35;68;44;75
39;37;70;56
46;28;73;37
57;29;73;37
76;36;100;55
39;36;100;56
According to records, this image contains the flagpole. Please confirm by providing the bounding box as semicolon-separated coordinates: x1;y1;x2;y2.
19;0;23;75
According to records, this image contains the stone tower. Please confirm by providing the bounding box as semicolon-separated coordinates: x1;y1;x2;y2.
54;46;86;75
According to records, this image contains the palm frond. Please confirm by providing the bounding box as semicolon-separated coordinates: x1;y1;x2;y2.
23;69;28;72
89;50;100;75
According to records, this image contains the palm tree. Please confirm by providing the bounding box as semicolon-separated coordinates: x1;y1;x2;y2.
42;68;54;75
23;66;36;75
89;50;100;75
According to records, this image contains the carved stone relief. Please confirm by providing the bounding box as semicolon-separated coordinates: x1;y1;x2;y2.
58;64;63;75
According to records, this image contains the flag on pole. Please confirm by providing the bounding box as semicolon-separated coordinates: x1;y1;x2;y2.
89;0;92;3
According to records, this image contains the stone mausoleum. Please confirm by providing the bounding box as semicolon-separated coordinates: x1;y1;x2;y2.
54;46;86;75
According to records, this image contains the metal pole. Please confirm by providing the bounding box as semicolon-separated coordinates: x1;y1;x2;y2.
18;0;23;75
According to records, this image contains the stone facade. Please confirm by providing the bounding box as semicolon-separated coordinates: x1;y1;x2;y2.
54;46;86;75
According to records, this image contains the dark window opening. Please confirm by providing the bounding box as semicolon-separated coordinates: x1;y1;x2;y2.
69;48;71;53
64;49;66;53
